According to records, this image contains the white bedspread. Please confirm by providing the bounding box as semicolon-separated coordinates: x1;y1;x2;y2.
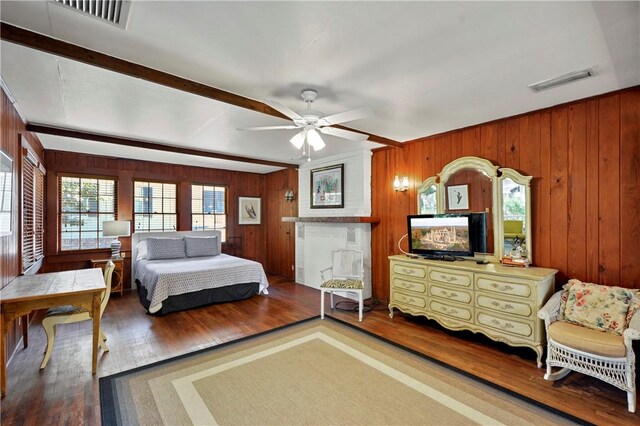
135;254;269;309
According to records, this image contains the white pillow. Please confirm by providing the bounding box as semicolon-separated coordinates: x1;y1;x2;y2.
136;241;148;261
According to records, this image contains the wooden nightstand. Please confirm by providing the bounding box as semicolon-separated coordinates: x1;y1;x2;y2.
91;258;124;296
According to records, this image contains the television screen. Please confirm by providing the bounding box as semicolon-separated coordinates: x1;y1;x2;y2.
408;214;473;257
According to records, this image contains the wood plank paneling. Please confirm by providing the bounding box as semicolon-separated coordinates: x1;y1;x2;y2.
371;87;640;301
619;90;640;288
597;95;620;286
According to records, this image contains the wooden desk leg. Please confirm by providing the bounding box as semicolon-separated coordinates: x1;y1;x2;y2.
1;312;6;397
91;292;100;375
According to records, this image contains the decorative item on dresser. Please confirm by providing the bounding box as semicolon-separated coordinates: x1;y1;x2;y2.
388;255;557;367
91;257;124;296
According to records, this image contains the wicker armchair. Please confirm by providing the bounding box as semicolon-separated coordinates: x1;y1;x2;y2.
538;290;640;412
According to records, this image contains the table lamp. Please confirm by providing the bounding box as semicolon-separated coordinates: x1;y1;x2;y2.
103;220;130;259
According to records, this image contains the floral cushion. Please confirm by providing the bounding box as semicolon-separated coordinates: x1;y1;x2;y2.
561;279;636;335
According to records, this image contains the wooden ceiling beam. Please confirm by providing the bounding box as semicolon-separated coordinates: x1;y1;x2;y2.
25;123;298;169
2;23;402;148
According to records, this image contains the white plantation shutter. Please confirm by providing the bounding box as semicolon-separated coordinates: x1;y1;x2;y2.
22;150;45;272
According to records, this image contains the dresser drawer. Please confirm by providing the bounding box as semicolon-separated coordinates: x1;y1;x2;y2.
392;290;427;309
475;274;533;298
391;277;427;294
475;292;533;318
428;299;473;322
476;310;533;339
429;283;472;304
392;262;428;279
428;267;473;288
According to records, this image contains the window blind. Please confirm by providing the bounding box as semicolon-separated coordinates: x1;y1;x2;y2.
22;151;45;272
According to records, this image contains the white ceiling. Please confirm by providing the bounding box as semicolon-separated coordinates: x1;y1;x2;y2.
1;1;638;173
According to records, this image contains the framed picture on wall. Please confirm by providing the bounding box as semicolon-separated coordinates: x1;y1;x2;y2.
447;184;469;210
238;196;261;225
311;164;344;209
0;149;13;237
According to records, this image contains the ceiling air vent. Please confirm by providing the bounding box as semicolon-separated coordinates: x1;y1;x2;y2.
53;0;131;28
528;68;595;92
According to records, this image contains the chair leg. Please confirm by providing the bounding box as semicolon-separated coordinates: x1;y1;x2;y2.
628;389;636;413
358;291;363;322
40;320;56;370
544;366;572;381
320;289;325;319
330;291;334;309
99;330;109;352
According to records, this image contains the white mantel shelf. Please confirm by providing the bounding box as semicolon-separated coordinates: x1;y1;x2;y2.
282;216;380;224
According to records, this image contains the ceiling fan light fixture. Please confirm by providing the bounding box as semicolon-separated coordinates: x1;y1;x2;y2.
307;128;325;151
289;131;306;149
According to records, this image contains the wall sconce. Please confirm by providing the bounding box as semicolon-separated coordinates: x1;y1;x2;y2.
393;176;409;192
284;189;295;202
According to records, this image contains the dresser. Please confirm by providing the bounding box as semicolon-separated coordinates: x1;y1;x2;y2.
388;255;557;366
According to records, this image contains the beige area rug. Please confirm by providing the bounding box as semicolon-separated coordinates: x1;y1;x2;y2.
100;317;578;425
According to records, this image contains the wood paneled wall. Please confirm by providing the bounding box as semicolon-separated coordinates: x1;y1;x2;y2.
1;87;45;361
372;87;640;302
265;169;298;279
43;151;297;287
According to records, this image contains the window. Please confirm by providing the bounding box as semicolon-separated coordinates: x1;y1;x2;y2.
22;150;45;271
133;181;177;232
191;184;226;240
60;176;116;250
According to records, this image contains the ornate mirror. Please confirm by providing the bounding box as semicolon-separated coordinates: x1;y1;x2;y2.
416;156;532;264
498;168;532;264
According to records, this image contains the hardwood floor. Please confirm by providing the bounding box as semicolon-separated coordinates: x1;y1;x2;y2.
1;276;638;425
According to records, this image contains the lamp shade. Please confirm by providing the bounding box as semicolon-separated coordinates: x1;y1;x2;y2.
103;220;131;237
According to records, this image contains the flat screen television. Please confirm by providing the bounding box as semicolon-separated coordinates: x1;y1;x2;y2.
408;214;474;258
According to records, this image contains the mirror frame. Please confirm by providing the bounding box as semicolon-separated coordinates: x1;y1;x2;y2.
417;156;532;264
416;176;439;214
498;168;533;264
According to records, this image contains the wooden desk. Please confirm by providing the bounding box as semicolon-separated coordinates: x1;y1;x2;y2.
0;268;105;396
91;258;124;295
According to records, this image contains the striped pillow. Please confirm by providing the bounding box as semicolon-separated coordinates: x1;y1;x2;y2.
185;235;219;258
146;237;185;260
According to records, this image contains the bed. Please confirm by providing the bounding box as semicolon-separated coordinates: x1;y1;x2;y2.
132;230;269;315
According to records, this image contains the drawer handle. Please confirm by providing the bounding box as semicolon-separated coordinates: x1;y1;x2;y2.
491;319;514;330
440;306;459;315
490;283;514;291
490;301;514;310
402;268;416;275
439;290;457;299
440;274;458;282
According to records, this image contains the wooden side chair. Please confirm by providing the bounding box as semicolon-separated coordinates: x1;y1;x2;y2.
40;261;116;369
538;279;640;412
320;249;365;322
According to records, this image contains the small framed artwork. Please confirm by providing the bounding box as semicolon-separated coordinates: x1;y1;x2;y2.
311;164;344;209
0;149;13;237
447;184;469;210
238;196;261;225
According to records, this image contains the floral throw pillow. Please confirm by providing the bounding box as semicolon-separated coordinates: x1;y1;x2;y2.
561;279;635;335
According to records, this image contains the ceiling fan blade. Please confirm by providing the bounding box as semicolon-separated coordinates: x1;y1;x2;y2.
307;128;326;151
320;126;369;142
263;99;303;121
317;107;371;126
237;125;299;131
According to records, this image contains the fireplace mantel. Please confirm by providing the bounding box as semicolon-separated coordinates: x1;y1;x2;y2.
282;216;380;224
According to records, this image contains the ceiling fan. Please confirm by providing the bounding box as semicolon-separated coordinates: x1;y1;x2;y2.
240;89;370;160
